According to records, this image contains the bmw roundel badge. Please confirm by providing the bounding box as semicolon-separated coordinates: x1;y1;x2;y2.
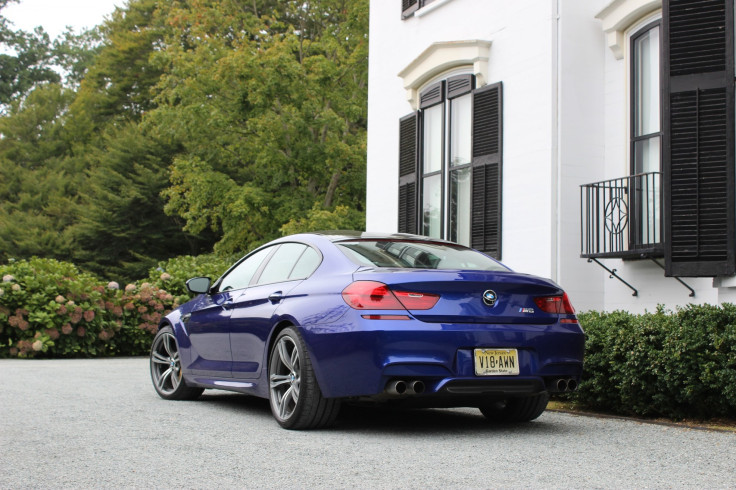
482;289;497;306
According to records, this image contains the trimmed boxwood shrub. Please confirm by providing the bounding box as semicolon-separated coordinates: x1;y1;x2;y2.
572;305;736;419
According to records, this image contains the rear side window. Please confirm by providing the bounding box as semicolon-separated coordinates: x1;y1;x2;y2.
289;246;321;279
257;243;308;284
336;240;509;271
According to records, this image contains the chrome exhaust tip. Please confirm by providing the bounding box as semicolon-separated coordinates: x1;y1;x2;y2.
386;380;407;395
410;380;425;395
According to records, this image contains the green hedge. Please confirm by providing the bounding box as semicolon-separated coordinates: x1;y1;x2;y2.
572;305;736;419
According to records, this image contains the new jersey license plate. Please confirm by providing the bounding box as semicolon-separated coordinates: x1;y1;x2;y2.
474;348;519;376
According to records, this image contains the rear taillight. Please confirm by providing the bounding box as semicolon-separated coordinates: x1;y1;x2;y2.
342;281;439;311
393;290;440;310
534;292;576;315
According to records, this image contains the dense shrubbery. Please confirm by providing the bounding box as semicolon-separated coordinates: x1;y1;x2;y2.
0;255;238;358
0;258;183;358
572;305;736;419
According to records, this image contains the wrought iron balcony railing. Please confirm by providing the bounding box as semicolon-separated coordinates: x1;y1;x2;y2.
580;172;663;259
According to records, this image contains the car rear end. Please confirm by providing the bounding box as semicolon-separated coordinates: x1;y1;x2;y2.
301;237;584;408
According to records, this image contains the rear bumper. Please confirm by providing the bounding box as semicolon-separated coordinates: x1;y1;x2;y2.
301;314;584;399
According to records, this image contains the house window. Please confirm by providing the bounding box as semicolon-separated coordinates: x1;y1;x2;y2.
630;20;662;248
402;0;438;19
398;76;502;257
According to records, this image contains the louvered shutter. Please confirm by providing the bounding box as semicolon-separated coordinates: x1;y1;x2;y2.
663;0;735;276
471;82;502;259
398;112;418;234
402;0;418;19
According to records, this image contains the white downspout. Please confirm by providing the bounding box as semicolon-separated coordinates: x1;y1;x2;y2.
551;0;561;283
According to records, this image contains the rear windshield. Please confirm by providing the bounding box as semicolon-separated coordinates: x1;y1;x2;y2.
336;240;509;271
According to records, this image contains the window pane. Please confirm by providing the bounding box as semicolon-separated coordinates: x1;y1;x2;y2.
423;104;443;174
450;94;472;167
219;247;273;292
336;240;509;271
634;26;660;136
449;167;471;246
422;174;442;238
289;247;321;279
634;136;660;174
257;243;307;284
634;137;661;245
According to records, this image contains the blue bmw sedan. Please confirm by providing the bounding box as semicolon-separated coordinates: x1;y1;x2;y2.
150;232;584;429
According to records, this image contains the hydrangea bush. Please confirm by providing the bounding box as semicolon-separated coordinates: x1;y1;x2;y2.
0;258;182;358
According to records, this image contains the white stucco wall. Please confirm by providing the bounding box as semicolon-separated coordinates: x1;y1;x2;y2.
366;0;733;314
367;0;558;278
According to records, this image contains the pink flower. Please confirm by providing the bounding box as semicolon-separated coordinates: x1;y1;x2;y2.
160;273;171;281
11;284;20;291
125;284;136;292
56;305;67;315
9;347;18;356
18;320;29;331
46;328;60;340
32;340;43;351
76;327;86;337
61;324;73;335
124;302;135;311
138;306;147;314
107;281;120;290
83;310;95;322
112;306;123;317
55;295;65;304
2;274;14;282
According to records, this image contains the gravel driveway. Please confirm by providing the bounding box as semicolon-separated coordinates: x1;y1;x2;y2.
1;357;734;489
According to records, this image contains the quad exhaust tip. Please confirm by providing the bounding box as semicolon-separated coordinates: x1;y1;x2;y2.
385;380;425;396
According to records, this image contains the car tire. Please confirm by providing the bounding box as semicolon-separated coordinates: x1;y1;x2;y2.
479;392;549;423
150;326;204;401
268;326;341;430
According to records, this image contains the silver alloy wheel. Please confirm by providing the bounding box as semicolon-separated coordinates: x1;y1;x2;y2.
269;336;301;421
150;331;182;396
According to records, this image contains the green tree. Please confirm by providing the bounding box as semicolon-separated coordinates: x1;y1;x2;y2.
149;0;368;253
70;123;213;281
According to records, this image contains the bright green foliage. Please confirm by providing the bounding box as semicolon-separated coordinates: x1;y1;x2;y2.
150;0;368;253
0;0;368;280
573;305;736;419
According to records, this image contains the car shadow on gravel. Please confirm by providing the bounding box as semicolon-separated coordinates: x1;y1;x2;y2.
195;392;568;435
333;405;566;435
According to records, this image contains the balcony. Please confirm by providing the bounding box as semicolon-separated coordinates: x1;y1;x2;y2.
580;172;663;259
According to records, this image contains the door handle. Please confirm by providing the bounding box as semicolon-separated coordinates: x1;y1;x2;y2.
268;291;283;304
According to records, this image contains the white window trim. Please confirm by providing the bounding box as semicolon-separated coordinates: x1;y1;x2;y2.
415;0;455;18
398;40;491;110
596;0;662;59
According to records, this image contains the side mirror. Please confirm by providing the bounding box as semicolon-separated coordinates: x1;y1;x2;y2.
186;277;211;295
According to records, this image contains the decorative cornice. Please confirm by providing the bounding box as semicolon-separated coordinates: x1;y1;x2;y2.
596;0;661;59
398;40;492;109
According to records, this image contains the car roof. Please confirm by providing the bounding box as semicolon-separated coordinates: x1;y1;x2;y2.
310;230;456;245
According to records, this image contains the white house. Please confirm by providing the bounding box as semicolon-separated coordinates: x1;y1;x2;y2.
365;0;736;313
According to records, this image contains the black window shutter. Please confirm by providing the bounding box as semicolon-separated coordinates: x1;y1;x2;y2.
398;112;418;234
402;0;418;19
663;0;735;276
471;82;502;259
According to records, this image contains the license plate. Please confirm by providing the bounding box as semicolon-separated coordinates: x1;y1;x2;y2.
474;348;519;376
